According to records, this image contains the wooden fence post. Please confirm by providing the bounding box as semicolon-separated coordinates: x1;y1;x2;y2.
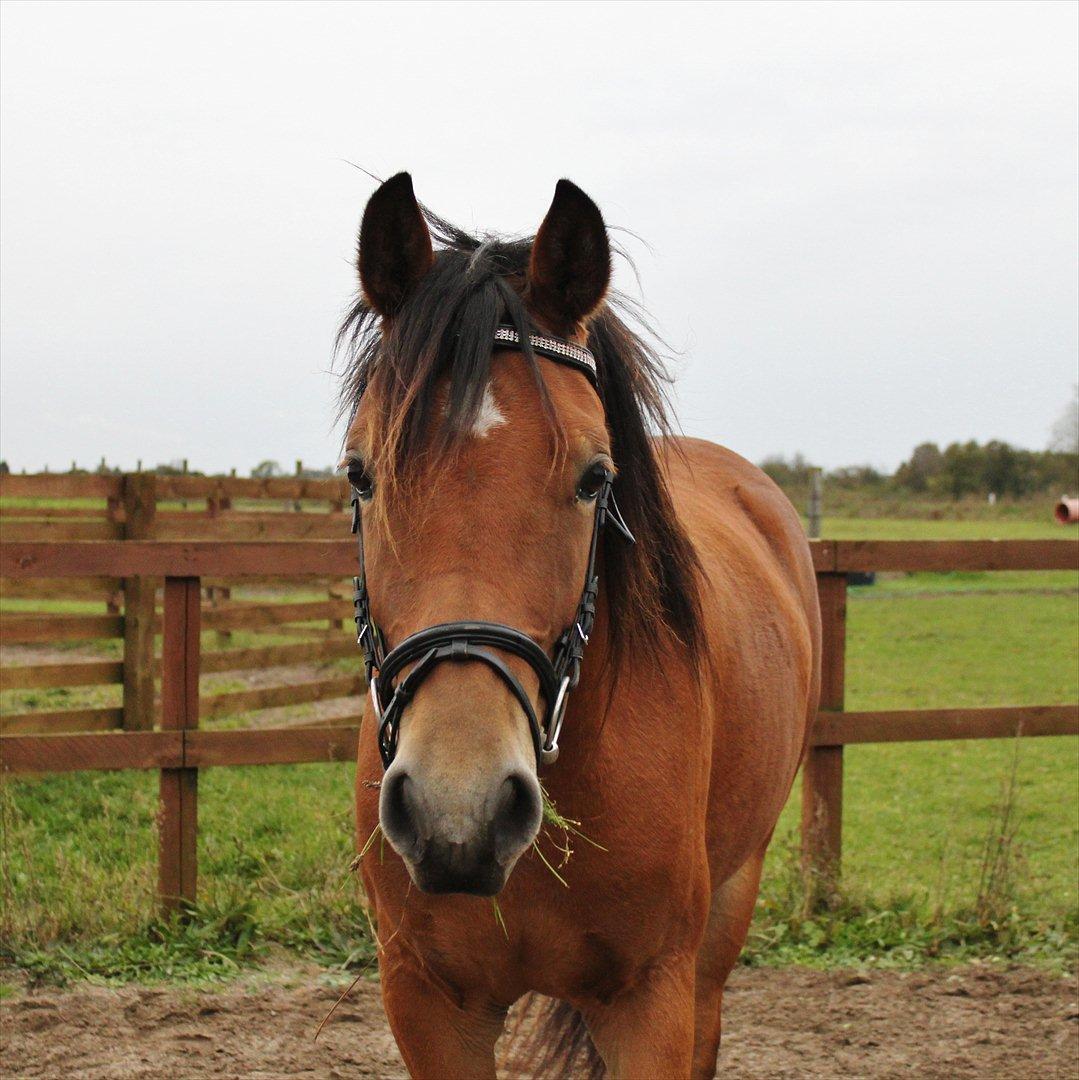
104;493;123;613
330;493;348;631
158;576;200;914
121;473;158;731
206;489;234;642
802;572;847;907
807;468;823;539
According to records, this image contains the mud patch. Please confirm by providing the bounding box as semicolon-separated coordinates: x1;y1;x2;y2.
2;965;1076;1078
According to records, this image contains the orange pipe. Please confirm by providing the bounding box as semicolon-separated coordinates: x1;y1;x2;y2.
1054;497;1079;524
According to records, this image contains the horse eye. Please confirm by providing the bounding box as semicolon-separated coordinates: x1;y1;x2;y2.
575;462;609;503
348;463;374;501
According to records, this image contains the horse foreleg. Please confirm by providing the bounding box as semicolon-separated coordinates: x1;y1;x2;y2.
379;952;506;1080
691;849;768;1079
581;956;697;1079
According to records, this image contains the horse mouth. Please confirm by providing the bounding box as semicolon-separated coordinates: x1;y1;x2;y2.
378;767;543;897
405;844;511;897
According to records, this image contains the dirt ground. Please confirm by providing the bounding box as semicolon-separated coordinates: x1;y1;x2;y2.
2;965;1076;1079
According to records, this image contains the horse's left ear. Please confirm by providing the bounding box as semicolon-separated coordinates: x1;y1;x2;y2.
528;179;611;335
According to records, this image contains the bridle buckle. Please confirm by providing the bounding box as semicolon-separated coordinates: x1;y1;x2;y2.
368;674;383;724
541;675;573;765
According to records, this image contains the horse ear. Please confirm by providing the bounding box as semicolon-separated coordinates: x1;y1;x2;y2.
358;172;434;317
528;179;611;334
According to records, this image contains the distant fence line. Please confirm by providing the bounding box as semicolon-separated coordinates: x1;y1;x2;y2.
6;458;329;479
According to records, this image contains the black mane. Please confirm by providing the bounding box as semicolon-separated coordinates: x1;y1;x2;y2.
336;207;704;668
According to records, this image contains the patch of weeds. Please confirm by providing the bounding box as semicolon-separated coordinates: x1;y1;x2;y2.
746;748;1078;973
6;899;263;987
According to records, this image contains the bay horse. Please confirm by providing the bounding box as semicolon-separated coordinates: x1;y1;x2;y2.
339;173;820;1079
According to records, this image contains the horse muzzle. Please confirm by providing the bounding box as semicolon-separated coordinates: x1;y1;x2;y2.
378;764;543;896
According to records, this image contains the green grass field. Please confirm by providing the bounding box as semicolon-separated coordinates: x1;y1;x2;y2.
819;516;1065;539
2;517;1076;985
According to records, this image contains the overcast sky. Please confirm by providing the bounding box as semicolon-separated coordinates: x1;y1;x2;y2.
1;1;1076;475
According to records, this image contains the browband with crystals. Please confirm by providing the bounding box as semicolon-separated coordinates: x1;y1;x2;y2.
493;325;598;387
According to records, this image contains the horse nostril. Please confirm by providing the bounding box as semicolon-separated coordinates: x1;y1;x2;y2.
380;770;422;858
492;771;543;862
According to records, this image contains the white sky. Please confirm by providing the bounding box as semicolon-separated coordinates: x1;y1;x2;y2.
1;0;1076;474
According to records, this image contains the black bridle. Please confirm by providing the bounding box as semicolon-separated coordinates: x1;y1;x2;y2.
350;327;634;770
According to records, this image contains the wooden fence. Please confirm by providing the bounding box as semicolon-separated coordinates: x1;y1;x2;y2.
0;538;1076;913
0;472;354;735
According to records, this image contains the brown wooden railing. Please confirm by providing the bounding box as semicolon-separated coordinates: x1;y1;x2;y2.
1;472;353;734
1;539;1076;913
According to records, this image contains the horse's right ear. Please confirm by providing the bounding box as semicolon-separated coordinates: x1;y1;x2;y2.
358;172;434;318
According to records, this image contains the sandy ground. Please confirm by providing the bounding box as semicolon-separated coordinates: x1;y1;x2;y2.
2;965;1076;1079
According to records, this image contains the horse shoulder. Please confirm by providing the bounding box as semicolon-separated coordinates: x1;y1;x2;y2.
659;437;822;874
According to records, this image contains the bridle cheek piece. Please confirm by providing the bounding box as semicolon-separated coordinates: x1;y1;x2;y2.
349;327;635;771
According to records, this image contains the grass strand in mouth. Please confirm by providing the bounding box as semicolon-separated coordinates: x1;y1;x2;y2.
531;840;570;888
491;897;508;939
532;787;607;887
541;787;607;851
354;823;383;866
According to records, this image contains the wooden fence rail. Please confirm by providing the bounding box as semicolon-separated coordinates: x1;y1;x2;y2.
1;539;1076;913
1;471;354;735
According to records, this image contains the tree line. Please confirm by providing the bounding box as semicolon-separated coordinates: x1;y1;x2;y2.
762;439;1078;501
